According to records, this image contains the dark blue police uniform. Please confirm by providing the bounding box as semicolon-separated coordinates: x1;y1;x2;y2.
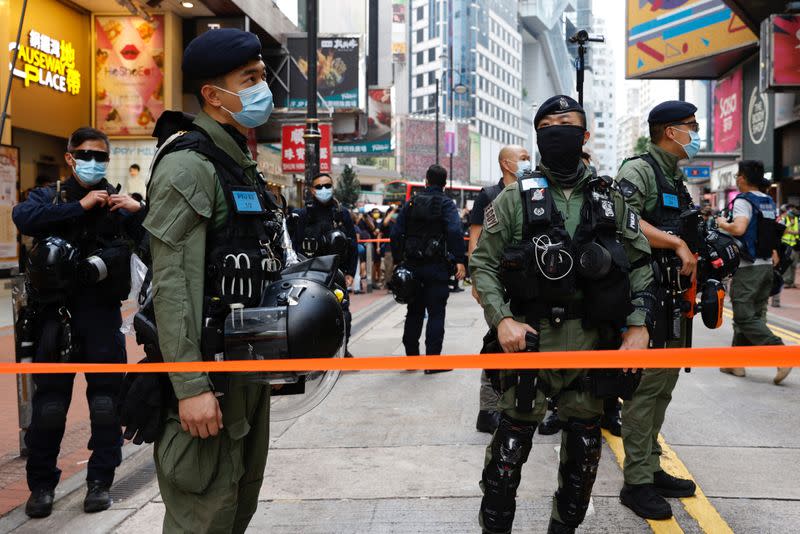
391;186;466;355
12;177;145;492
290;199;358;342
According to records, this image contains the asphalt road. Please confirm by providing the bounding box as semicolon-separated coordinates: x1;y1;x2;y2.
1;290;797;533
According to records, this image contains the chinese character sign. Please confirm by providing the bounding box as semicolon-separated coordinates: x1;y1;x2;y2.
713;67;742;153
282;124;332;174
11;29;81;95
95;15;165;136
287;36;360;109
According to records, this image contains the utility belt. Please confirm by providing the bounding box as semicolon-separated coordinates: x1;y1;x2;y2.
403;235;447;263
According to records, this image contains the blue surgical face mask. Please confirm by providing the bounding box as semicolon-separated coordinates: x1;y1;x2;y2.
74;159;107;186
217;81;274;128
314;187;334;203
675;129;701;160
514;159;532;179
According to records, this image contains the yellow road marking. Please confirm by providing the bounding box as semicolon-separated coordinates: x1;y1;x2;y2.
721;308;800;344
602;429;684;534
603;430;735;534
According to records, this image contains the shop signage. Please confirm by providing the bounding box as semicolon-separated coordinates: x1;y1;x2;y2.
11;29;80;95
281;124;332;174
683;166;711;182
392;0;407;63
286;35;361;110
747;86;769;145
0;145;19;269
760;14;800;90
713;68;742;153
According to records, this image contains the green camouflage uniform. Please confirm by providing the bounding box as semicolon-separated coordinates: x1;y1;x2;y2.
144;111;270;533
615;143;687;486
470;164;653;525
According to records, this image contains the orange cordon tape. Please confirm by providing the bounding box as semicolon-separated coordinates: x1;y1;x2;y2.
356;238;470;243
1;345;798;374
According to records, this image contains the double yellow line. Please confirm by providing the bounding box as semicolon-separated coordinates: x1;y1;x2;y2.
603;429;734;534
722;308;800;345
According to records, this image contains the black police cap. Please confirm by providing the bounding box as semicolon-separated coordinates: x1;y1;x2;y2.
182;29;262;80
534;95;585;128
648;100;697;124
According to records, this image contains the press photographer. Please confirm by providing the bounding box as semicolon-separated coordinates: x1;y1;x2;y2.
12;126;146;519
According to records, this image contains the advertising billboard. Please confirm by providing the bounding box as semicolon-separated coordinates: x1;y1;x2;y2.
392;0;407;63
281;124;332;174
94;15;166;137
713;67;742;153
626;0;756;78
334;88;393;156
760;15;800;90
287;35;361;110
0;146;19;269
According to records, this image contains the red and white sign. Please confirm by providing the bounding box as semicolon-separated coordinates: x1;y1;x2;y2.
281;124;332;174
772;15;800;86
713;67;742;153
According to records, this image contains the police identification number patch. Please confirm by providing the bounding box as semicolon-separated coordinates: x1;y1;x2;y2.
626;210;640;233
484;202;499;230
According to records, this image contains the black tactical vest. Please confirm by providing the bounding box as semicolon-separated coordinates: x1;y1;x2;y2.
628;153;693;234
151;119;285;310
501;172;632;329
301;203;346;258
402;191;448;262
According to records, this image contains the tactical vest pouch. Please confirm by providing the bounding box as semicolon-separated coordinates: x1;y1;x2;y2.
582;262;631;328
583;369;642;400
500;243;538;305
756;218;784;259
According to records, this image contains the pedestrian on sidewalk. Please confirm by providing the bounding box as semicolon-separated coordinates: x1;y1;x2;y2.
390;164;466;370
12;127;147;518
717;160;792;385
471;95;653;534
780;204;799;289
467;144;530;435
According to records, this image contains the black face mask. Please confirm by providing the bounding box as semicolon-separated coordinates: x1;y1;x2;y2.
536;125;586;186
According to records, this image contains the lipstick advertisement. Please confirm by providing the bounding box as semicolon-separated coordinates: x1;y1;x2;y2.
94;15;165;136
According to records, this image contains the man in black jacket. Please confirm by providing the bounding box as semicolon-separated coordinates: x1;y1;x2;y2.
12;127;146;518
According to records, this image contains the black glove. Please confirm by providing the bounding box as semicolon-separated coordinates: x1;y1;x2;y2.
118;359;168;445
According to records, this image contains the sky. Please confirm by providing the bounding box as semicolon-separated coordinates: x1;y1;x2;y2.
605;1;632;119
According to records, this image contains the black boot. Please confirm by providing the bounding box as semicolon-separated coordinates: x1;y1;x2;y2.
620;483;673;519
476;410;501;434
25;488;54;518
547;518;575;533
538;408;562;435
653;470;696;498
600;398;622;437
83;480;112;513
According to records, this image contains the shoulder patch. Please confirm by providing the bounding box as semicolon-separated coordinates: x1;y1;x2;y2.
484;202;499;230
618;178;640;199
626;209;640;233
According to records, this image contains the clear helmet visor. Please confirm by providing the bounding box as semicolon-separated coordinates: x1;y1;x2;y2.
223;303;344;421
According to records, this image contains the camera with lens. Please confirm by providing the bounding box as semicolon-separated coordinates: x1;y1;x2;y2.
78;245;132;299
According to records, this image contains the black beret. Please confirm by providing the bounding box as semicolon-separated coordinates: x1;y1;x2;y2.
182;29;262;80
534;95;585;128
648;100;697;124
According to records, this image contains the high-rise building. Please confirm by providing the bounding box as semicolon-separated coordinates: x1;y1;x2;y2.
406;0;524;183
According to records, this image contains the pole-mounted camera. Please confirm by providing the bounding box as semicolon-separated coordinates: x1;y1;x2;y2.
569;30;605;106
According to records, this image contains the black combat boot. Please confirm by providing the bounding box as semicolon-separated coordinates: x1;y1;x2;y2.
547;518;575;533
620;483;673;519
653;470;696;498
25;488;55;518
538;408;562;435
83;480;112;513
476;410;501;434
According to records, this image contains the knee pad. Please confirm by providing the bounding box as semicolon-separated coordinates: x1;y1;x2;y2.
37;399;67;430
89;395;117;426
555;417;602;528
480;415;535;533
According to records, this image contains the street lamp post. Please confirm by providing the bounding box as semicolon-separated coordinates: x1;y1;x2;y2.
303;0;321;189
435;77;440;166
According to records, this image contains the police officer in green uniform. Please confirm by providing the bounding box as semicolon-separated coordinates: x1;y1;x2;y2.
471;95;655;534
144;29;286;533
615;101;700;520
